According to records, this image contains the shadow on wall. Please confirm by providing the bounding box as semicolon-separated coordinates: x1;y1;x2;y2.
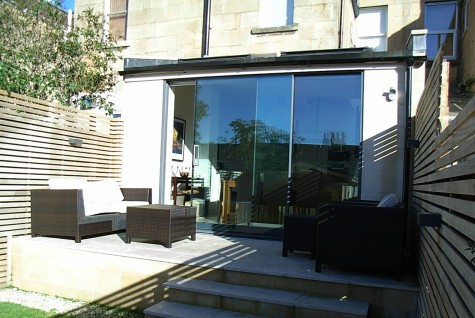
361;124;405;201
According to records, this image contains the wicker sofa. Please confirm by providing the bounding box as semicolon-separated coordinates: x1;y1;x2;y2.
315;198;406;279
31;179;152;243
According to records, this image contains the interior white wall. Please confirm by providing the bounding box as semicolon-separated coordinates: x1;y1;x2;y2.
119;80;165;203
165;85;196;204
361;68;407;201
170;86;195;174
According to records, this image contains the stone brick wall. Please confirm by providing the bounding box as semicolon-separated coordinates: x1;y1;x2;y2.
74;0;360;60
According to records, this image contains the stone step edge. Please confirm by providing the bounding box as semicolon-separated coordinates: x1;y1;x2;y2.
165;279;369;316
144;301;267;318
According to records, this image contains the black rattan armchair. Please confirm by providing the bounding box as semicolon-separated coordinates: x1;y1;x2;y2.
315;201;406;279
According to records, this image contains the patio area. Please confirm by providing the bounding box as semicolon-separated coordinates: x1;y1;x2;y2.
9;231;419;317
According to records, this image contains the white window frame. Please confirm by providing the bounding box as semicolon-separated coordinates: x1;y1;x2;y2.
258;0;294;28
425;1;458;60
356;7;388;52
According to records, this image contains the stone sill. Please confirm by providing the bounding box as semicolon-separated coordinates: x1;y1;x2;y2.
115;40;130;48
251;23;299;35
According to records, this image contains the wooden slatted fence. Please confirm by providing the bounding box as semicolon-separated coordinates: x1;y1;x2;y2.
411;49;475;317
0;90;123;287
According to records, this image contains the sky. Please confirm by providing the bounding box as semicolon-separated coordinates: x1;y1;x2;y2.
62;0;74;10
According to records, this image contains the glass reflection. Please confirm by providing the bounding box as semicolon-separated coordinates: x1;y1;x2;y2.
192;73;362;226
291;74;362;214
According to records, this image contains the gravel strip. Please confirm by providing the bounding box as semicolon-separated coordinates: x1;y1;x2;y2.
0;287;143;317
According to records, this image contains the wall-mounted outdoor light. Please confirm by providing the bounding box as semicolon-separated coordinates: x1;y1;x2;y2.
408;139;420;148
387;87;397;101
418;212;442;228
68;138;83;147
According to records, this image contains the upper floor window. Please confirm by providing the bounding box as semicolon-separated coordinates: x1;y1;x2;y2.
356;7;387;52
107;0;128;41
425;1;457;60
258;0;294;28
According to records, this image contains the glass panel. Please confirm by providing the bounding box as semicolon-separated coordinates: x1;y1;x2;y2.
194;76;292;226
109;13;127;40
358;8;387;36
427;32;454;58
425;3;456;30
111;0;127;13
254;76;292;225
425;2;457;59
194;77;258;225
286;0;294;25
357;7;387;51
291;74;362;215
259;0;293;27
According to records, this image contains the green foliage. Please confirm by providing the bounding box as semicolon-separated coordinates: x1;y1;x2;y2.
221;118;303;173
0;302;49;318
0;0;121;114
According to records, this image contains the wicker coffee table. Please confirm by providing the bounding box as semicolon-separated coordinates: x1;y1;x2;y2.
126;204;196;248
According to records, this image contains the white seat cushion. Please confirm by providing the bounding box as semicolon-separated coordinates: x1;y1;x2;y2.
84;201;149;216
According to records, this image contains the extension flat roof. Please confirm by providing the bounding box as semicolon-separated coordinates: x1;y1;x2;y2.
120;48;425;76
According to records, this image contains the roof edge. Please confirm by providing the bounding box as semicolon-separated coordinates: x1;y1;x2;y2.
120;48;425;76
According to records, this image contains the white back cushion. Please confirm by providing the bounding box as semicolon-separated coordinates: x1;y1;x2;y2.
377;193;399;207
83;180;124;204
49;178;87;189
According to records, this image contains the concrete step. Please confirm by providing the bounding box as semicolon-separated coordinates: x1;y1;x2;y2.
222;269;349;298
164;279;369;318
144;301;266;318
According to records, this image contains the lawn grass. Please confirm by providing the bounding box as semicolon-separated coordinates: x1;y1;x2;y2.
0;287;144;318
0;301;144;318
0;302;51;318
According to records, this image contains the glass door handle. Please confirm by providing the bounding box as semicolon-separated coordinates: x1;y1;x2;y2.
193;145;200;166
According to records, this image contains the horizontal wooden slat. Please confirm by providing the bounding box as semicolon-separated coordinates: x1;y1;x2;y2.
0;117;123;142
0;201;30;208
0;207;31;214
0;149;122;165
0;196;31;203
0;223;31;231
0;213;31;220
0;218;31;226
413;158;475;185
420;228;474;316
413;179;475;196
0;229;31;237
0;91;119;129
413;191;474;219
411;46;475;318
415;131;475;178
418;232;456;318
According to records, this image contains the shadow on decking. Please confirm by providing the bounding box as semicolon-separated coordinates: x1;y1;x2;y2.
11;232;418;317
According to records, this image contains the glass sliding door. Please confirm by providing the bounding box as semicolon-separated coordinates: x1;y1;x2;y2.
193;77;258;225
190;72;362;232
193;75;292;227
291;74;362;214
253;76;292;225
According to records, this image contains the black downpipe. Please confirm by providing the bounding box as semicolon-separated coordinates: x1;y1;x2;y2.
404;59;415;209
338;0;344;48
201;0;211;57
403;58;415;270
